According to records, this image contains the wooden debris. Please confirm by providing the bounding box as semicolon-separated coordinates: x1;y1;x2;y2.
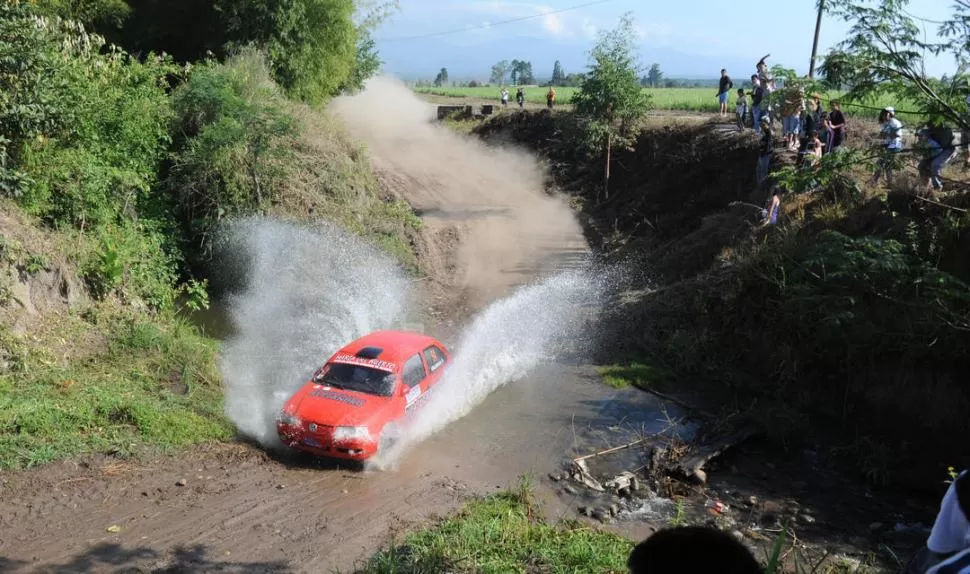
670;427;757;484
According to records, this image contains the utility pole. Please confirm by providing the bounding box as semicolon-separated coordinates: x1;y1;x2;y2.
809;0;825;78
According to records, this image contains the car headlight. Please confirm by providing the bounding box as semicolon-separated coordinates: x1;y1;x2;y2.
277;412;300;426
333;426;371;441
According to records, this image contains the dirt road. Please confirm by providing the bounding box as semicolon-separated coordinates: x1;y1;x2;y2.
0;365;672;573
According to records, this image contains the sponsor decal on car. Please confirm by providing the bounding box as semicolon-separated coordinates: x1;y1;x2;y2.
405;386;432;415
330;353;395;372
309;388;365;407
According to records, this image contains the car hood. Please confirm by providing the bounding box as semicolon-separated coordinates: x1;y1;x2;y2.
291;383;392;427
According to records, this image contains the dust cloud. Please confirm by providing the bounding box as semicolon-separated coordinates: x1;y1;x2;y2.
329;75;588;308
216;217;411;449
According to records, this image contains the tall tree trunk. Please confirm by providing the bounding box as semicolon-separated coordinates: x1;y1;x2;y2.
603;132;612;201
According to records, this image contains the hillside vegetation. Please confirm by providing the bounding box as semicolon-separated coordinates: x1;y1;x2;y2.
0;1;418;469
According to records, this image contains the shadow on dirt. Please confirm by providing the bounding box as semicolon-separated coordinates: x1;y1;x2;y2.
0;542;290;573
233;435;369;473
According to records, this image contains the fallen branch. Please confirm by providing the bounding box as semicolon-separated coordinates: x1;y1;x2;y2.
635;385;709;418
913;193;969;212
670;427;757;484
572;438;647;463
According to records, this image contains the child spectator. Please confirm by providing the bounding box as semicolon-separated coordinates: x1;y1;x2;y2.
763;187;781;226
546;87;556;109
516;87;525;108
735;88;748;131
500;88;509;107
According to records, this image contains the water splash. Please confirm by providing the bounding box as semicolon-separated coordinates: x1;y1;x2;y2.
216;217;411;448
373;265;609;468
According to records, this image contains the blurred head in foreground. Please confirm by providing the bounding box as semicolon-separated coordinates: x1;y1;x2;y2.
628;526;763;574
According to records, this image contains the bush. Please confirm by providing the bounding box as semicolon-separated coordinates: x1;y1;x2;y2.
0;3;183;309
168;48;298;255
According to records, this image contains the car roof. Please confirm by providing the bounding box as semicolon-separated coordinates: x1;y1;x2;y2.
334;330;445;368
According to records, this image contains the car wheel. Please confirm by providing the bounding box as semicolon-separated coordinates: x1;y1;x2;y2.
378;423;400;458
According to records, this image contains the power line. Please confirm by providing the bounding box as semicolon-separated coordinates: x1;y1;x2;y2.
376;0;617;42
901;8;948;26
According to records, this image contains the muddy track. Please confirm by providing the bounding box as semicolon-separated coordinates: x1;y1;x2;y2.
0;365;670;573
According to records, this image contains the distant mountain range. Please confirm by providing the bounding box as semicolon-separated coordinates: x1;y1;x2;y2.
377;34;755;83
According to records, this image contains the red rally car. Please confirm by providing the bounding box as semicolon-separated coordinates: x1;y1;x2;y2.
276;330;451;461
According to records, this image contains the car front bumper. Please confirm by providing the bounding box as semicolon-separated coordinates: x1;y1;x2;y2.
276;423;378;460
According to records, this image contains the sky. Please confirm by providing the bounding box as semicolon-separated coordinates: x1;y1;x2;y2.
372;0;957;81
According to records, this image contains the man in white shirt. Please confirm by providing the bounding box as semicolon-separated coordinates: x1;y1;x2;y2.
909;470;970;573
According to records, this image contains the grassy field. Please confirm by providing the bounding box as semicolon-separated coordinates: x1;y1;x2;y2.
0;306;233;469
355;478;634;574
414;86;915;121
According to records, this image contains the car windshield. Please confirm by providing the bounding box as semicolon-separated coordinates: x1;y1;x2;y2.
313;363;396;397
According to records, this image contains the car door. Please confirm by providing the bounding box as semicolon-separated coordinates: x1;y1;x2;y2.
401;352;428;415
421;344;448;390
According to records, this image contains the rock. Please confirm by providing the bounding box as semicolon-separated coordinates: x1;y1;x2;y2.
609;504;619;517
801;514;816;525
693;469;708;484
869;522;884;532
176;478;187;487
578;506;590;516
746;496;759;507
731;530;745;542
549;473;561;482
591;509;610;523
563;484;577;495
276;484;285;490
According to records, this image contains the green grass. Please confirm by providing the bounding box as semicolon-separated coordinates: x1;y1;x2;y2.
597;362;669;390
0;307;233;469
414;86;917;121
356;477;634;574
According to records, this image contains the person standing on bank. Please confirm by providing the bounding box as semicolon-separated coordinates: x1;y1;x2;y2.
717;69;734;117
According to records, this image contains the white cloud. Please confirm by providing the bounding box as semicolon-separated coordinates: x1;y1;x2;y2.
581;18;599;40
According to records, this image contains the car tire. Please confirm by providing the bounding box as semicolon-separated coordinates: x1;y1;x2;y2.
377;423;400;458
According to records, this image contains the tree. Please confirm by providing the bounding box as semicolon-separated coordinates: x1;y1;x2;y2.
433;67;448;87
510;60;534;85
822;0;970;132
218;0;358;106
490;60;510;85
551;60;565;86
645;63;663;88
572;12;651;201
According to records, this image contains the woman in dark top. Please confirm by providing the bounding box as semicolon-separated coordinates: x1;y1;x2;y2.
827;100;847;151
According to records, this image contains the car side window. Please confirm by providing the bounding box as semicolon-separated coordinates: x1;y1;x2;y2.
422;345;446;372
402;353;426;388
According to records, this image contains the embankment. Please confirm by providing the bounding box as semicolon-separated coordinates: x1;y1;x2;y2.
471;109;970;492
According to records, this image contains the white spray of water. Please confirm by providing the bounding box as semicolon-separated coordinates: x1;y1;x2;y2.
374;266;607;468
217;217;411;448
